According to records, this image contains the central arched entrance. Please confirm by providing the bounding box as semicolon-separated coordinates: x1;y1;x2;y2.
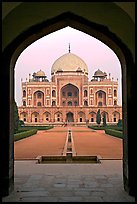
2;6;135;199
66;112;74;122
61;84;79;106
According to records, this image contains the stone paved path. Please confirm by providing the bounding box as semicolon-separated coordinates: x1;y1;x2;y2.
2;160;135;202
14;126;123;160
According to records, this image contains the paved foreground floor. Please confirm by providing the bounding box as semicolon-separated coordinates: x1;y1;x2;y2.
2;160;135;202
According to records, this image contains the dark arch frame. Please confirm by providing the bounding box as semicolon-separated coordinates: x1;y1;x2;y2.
2;12;136;197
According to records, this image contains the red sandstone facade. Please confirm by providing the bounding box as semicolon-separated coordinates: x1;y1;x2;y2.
18;52;122;126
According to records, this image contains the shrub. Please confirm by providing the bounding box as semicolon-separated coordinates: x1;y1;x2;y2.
18;125;54;132
88;125;105;130
22;125;54;130
105;128;123;139
14;129;37;141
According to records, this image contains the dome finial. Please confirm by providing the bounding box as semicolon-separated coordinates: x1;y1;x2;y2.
69;43;71;53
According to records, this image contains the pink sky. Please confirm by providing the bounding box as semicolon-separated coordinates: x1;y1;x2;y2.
15;26;122;106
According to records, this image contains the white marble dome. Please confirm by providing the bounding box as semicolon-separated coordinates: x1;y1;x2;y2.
51;53;88;74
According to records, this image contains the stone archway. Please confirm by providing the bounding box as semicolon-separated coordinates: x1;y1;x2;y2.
2;6;135;198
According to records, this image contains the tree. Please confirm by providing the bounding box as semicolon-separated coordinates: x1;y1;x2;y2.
14;100;19;133
102;112;107;127
96;109;101;126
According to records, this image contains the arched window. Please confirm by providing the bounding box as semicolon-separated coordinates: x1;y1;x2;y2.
23;101;26;106
113;113;117;122
98;101;102;106
62;101;65;106
91;117;94;122
68;101;72;106
23;90;26;97
37;102;41;106
52;90;56;97
68;92;72;97
57;114;60;122
37;92;42;98
34;113;38;122
90;112;96;122
98;92;102;98
52;101;56;106
23;113;26;122
46;113;49;121
114;89;117;97
114;100;117;105
84;90;88;97
84;100;88;106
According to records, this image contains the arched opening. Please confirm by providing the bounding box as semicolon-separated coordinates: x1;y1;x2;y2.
78;111;86;122
84;90;88;97
101;111;109;122
31;112;39;123
34;91;44;106
89;111;96;123
84;100;88;106
2;10;135;199
112;111;120;123
20;112;27;122
55;111;62;122
52;101;56;106
95;90;106;106
61;84;79;106
43;111;51;122
52;90;56;97
66;112;74;122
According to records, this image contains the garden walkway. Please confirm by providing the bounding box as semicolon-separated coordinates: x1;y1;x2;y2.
14;126;123;159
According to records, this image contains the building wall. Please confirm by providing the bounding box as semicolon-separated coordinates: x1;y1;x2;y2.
18;71;122;125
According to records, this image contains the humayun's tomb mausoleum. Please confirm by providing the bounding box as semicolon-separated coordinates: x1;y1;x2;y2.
18;48;122;126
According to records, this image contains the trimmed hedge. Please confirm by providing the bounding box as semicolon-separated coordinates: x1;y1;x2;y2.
28;125;54;130
18;125;54;131
14;129;37;141
88;125;123;139
88;125;122;131
88;126;105;130
105;128;123;139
